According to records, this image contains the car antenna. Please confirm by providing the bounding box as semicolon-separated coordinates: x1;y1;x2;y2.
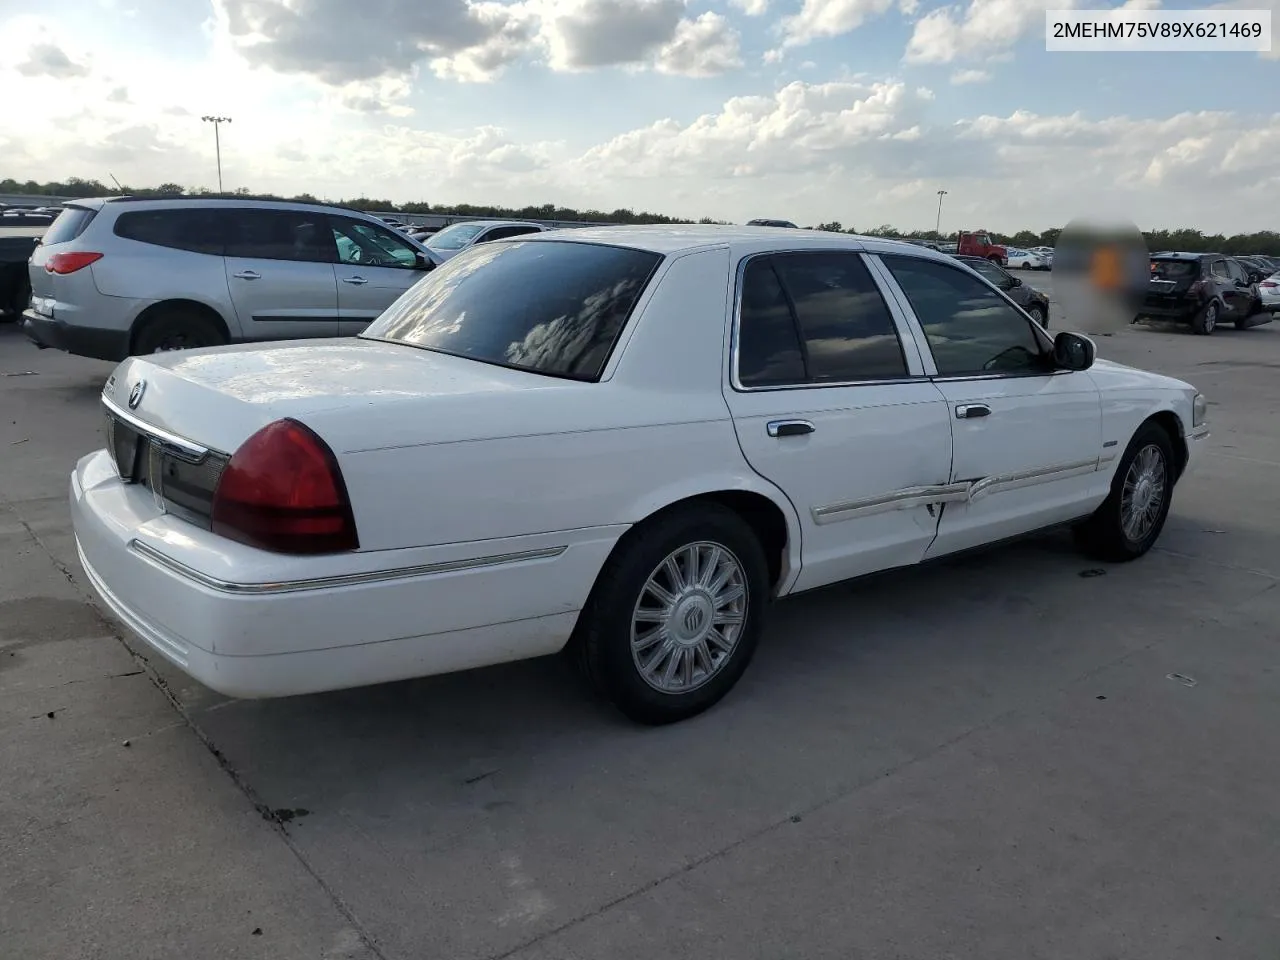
108;173;124;192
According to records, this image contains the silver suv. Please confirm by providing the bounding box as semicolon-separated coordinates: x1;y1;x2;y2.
23;197;439;360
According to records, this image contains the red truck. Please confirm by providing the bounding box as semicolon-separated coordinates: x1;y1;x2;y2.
955;230;1007;265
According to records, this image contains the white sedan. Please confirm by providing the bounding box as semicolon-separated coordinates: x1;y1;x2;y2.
422;219;548;261
72;228;1209;725
1007;248;1050;270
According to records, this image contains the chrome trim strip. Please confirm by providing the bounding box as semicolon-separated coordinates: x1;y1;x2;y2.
102;394;211;462
967;458;1099;503
812;482;971;525
128;540;569;595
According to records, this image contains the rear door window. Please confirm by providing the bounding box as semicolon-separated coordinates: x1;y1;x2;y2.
1209;260;1230;281
1150;260;1197;280
114;209;228;255
41;206;97;245
363;240;661;380
225;209;337;263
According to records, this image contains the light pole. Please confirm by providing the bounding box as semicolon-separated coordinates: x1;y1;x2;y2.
201;116;232;193
935;189;948;237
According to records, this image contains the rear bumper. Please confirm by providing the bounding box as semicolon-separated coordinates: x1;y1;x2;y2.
23;309;130;361
1135;300;1202;323
71;450;614;699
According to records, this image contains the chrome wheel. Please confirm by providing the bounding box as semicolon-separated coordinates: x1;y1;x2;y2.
630;541;748;695
1202;303;1217;333
1120;443;1166;542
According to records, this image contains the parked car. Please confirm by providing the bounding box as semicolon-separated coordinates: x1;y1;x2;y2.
1234;256;1274;283
22;197;440;361
422;220;548;261
954;254;1051;327
745;219;799;228
904;238;941;251
72;226;1207;724
1030;246;1054;258
1136;252;1268;334
1006;248;1050;270
1259;270;1280;313
0;228;43;318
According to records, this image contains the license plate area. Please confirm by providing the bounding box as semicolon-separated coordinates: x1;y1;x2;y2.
107;415;146;483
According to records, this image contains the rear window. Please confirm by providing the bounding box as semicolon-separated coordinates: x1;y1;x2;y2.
362;240;661;381
1150;259;1198;280
41;206;97;245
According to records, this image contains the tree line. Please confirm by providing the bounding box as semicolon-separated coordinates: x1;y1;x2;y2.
5;178;1277;255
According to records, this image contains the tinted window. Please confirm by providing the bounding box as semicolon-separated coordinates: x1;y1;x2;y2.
1150;259;1197;280
882;255;1045;377
1226;259;1249;283
225;209;336;263
41;206;97;245
363;240;660;380
772;253;907;381
965;258;1011;286
1209;259;1229;280
114;209;227;255
330;216;418;268
479;225;542;242
738;258;806;387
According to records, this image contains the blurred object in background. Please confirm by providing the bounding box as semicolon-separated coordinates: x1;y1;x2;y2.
1052;219;1149;335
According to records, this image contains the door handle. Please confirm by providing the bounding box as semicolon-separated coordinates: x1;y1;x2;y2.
341;276;369;285
955;403;991;419
232;270;261;280
767;419;815;438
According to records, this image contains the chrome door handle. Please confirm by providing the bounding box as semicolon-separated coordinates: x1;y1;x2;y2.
232;270;261;280
767;419;815;438
956;403;991;419
341;276;369;285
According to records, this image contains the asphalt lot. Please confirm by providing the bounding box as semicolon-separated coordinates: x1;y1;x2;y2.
3;284;1280;960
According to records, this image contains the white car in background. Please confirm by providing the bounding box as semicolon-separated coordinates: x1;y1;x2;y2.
72;227;1208;725
1260;271;1280;313
422;220;548;261
1007;248;1050;270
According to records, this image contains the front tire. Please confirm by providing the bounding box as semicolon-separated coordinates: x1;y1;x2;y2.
1074;422;1175;562
573;503;770;725
1191;301;1217;335
1027;304;1047;328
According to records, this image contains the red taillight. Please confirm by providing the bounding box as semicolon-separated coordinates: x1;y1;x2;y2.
1187;280;1206;297
1262;281;1278;289
211;419;358;554
45;251;103;274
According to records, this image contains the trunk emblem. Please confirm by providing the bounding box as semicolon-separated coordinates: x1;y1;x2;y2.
128;380;147;409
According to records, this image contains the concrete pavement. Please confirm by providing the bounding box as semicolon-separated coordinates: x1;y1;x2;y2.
2;308;1278;959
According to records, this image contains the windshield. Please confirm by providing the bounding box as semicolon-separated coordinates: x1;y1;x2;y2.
362;240;663;381
424;222;488;251
968;260;1008;284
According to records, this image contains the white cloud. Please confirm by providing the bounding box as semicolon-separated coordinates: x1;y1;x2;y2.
539;0;683;70
780;0;919;48
17;42;90;78
654;12;743;76
904;0;1078;63
950;68;991;84
1210;0;1279;59
730;0;770;14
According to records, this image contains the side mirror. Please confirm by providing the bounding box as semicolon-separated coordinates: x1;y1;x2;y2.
414;253;434;271
1008;276;1023;287
1053;331;1096;372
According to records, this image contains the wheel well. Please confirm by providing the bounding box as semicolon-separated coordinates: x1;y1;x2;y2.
637;491;791;590
1147;411;1188;481
130;299;230;353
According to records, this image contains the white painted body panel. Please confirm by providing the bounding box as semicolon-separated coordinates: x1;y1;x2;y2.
926;371;1104;558
72;227;1205;701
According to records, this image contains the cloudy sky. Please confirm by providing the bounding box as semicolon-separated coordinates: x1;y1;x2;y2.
2;0;1277;232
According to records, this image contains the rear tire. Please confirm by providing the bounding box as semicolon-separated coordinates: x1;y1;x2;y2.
573;503;770;725
132;309;227;355
1073;421;1175;563
1191;301;1217;335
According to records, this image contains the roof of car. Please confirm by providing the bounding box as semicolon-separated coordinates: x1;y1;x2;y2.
65;195;372;216
523;224;955;260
